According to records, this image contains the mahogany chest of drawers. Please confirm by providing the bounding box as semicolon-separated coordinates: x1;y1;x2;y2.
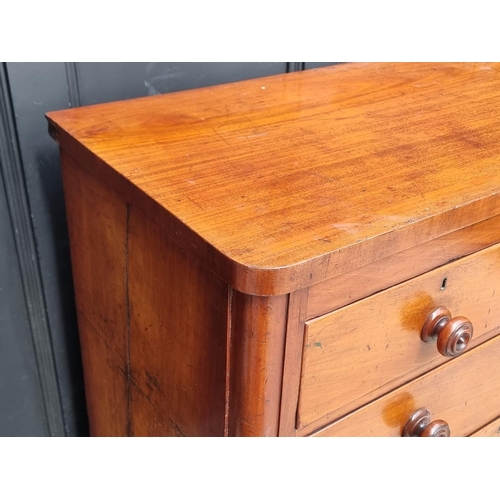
47;62;500;437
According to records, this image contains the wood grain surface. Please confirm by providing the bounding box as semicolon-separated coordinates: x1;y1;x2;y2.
48;63;500;295
298;242;500;430
128;207;228;436
53;63;500;438
469;416;500;437
62;152;229;436
279;288;309;436
228;291;288;436
60;151;129;436
313;333;500;437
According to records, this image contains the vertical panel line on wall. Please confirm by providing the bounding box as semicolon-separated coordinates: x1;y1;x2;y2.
65;63;81;108
0;63;65;436
287;63;305;72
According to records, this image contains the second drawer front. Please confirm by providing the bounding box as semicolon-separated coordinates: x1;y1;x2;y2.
470;417;500;437
297;242;500;429
312;333;500;437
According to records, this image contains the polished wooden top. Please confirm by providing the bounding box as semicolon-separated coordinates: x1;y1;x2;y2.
47;63;500;295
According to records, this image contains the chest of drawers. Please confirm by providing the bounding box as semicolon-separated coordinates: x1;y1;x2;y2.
47;62;500;437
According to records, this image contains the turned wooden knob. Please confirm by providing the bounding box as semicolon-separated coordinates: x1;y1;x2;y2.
421;306;473;357
402;408;451;437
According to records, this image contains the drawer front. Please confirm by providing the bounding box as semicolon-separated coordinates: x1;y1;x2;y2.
312;333;500;436
470;416;500;437
297;242;500;429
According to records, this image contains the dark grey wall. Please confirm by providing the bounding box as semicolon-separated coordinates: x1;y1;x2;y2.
0;62;335;436
0;170;48;436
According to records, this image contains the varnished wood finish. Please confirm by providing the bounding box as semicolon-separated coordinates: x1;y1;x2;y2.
290;325;500;436
48;63;500;295
313;334;500;437
298;242;500;430
278;288;309;436
128;208;228;436
60;151;129;436
307;214;500;319
470;416;500;437
62;154;229;436
228;291;288;436
50;64;500;437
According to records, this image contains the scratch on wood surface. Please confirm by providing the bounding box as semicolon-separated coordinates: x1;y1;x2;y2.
169;417;187;437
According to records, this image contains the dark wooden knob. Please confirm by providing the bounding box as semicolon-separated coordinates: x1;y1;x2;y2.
421;306;473;357
402;408;451;437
